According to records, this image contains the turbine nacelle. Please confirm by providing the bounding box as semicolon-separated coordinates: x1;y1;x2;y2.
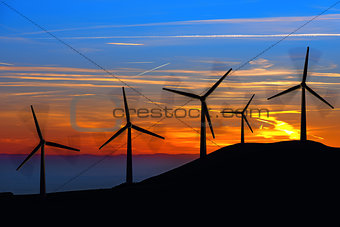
126;122;132;128
200;96;206;101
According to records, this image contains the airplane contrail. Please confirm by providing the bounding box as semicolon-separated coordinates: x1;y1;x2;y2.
135;63;170;77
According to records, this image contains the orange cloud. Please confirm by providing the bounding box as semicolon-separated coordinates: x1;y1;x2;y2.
254;116;300;140
0;65;105;73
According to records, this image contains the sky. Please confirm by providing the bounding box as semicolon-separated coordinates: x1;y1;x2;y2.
1;0;340;157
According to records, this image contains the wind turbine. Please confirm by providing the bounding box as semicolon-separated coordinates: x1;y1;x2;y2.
16;105;80;196
221;94;255;144
267;47;334;141
99;87;165;184
163;68;232;158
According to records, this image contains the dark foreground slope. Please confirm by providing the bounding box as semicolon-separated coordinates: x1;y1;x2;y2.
2;140;340;220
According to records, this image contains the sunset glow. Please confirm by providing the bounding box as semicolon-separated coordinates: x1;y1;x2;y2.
1;0;339;158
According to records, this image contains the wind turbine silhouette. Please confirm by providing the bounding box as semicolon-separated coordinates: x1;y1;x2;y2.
221;94;255;144
163;68;232;158
268;47;334;141
16;105;80;196
99;87;165;184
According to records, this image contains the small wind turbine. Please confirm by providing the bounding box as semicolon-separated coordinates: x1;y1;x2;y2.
17;105;80;196
99;87;165;184
267;47;334;141
221;94;255;144
163;68;232;158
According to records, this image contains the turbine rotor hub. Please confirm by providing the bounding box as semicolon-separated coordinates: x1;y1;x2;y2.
126;122;132;128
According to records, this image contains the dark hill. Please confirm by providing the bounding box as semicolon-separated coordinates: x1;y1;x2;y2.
2;140;340;221
138;140;340;192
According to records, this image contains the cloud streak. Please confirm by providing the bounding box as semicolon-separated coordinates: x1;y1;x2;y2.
0;62;13;66
21;13;340;35
107;42;144;46
2;63;340;90
49;33;340;40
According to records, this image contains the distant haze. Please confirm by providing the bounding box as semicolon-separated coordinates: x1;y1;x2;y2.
0;154;196;194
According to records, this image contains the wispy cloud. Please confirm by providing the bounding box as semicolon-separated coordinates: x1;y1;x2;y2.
249;58;273;68
126;62;154;64
0;81;122;88
0;62;13;66
107;42;144;46
46;33;340;40
4;91;61;96
21;13;340;35
0;65;168;75
192;60;241;65
311;72;340;77
2;63;340;90
170;34;340;38
0;65;105;73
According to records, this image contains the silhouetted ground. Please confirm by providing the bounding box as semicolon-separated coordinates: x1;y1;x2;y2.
1;140;340;223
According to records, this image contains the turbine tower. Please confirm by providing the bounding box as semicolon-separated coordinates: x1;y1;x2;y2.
16;105;80;196
163;68;232;158
221;94;255;144
268;47;334;141
99;87;165;184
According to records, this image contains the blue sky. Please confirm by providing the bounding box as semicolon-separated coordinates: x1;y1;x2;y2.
1;0;337;24
1;0;340;68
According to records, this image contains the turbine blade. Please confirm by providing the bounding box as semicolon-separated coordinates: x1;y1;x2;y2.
162;88;200;99
204;68;232;98
202;102;215;138
302;47;309;83
243;115;253;133
99;125;127;150
122;87;130;123
16;143;41;171
243;94;255;113
132;124;165;139
45;141;80;152
267;85;301;100
31;105;43;140
305;85;334;109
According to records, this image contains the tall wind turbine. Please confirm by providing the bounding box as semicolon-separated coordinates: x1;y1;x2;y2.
16;105;80;196
99;87;165;184
221;94;255;144
163;68;232;158
268;47;334;141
